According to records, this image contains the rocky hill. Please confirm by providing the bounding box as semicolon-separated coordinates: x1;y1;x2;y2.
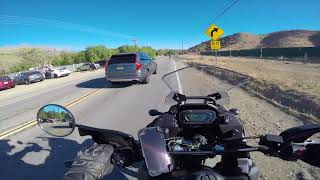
188;30;320;53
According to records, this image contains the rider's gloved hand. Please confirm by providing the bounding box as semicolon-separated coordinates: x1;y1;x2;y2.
147;113;180;138
62;144;114;180
301;144;320;168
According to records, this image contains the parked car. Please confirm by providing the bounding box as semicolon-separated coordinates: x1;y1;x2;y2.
96;60;107;68
29;67;47;79
38;118;54;123
0;76;15;90
105;52;157;84
77;62;98;71
95;63;101;69
50;67;71;78
14;71;45;85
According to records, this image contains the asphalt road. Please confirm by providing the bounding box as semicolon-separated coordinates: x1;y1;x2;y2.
0;56;318;180
0;56;176;180
0;69;106;132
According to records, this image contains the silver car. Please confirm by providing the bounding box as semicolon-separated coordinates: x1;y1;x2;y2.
105;52;157;84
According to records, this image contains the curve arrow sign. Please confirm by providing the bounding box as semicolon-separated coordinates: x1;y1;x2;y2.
210;28;219;37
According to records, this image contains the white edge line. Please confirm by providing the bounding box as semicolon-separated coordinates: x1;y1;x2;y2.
172;57;183;94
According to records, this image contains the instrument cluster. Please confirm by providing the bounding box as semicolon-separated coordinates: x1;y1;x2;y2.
179;109;217;124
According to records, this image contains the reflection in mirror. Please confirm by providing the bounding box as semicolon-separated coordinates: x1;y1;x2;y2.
37;104;75;137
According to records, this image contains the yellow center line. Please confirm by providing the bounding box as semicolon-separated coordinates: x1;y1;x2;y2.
0;88;103;140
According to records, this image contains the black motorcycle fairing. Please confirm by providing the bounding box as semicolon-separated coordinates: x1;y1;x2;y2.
147;113;180;138
171;103;245;145
218;111;245;140
77;125;136;147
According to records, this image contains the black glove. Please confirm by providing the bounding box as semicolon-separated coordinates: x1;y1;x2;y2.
62;144;114;180
147;113;180;138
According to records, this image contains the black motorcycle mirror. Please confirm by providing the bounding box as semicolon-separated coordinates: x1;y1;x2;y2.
148;109;163;116
229;108;240;115
37;104;76;137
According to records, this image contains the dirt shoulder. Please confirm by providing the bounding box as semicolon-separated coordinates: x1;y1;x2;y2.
174;58;320;179
226;83;320;180
179;55;320;121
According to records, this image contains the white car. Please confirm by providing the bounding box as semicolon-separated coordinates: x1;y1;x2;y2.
50;67;71;78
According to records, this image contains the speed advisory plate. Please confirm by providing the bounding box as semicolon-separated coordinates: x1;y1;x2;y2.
210;40;221;50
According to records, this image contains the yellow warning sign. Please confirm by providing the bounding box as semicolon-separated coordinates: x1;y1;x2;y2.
205;24;224;40
210;40;221;50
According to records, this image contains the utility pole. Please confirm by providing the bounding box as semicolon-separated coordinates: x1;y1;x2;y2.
182;40;184;54
132;38;138;51
215;51;218;64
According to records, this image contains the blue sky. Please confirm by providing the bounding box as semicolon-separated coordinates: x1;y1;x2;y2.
0;0;319;50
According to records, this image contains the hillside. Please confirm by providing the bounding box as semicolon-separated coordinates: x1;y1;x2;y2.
0;46;63;65
188;30;320;53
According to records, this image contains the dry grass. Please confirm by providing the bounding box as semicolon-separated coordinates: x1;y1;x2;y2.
180;55;320;119
182;55;320;99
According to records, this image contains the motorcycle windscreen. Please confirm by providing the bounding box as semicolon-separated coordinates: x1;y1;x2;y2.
138;127;173;177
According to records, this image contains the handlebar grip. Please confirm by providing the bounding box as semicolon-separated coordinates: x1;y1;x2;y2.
280;141;320;166
112;147;139;168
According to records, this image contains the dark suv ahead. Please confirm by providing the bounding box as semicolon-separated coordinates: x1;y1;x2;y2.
14;71;45;85
105;52;157;84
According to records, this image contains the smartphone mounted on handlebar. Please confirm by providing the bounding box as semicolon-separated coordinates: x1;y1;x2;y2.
138;127;174;177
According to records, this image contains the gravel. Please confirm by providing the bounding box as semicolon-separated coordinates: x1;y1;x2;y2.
224;81;320;180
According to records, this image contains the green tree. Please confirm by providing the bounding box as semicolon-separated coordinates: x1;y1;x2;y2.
139;46;157;57
20;48;57;67
59;52;76;65
75;51;86;63
84;45;112;62
117;45;137;53
38;110;48;120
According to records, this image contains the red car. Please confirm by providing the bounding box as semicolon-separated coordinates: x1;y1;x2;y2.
0;76;15;90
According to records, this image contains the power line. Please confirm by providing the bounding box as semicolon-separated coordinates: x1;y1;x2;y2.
202;0;241;32
0;14;135;39
213;0;241;22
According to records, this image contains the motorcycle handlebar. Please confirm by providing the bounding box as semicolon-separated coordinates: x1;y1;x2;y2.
77;124;319;168
111;134;320;169
168;147;264;156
